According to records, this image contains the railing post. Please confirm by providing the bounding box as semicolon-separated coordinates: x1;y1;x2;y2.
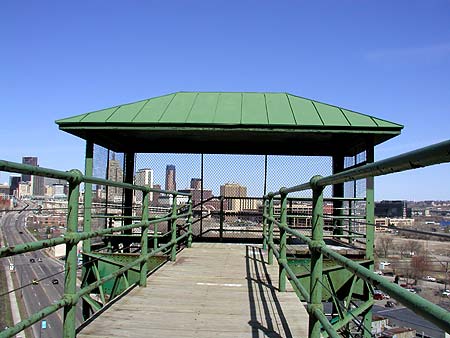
262;196;267;250
63;170;82;338
139;190;149;287
279;191;288;292
268;195;274;265
309;176;325;338
170;194;178;261
187;196;193;248
363;146;375;338
82;141;93;320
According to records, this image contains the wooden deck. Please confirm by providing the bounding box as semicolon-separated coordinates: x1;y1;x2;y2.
78;243;309;338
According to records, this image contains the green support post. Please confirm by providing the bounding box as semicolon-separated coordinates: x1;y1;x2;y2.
153;219;158;251
309;176;325;338
262;197;267;250
332;155;344;237
139;190;149;287
187;196;193;248
279;191;288;292
363;146;375;338
219;196;224;241
170;194;178;261
268;195;274;265
63;170;82;338
82;141;93;320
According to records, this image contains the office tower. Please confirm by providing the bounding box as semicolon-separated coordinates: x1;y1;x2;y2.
152;184;161;206
220;183;248;212
107;155;123;202
32;175;45;196
22;156;38;182
135;168;154;202
165;165;176;191
9;175;21;196
190;178;202;190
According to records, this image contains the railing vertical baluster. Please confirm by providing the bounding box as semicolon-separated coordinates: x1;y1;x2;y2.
63;171;82;338
262;196;268;250
187;196;193;248
268;194;274;265
139;190;150;287
309;176;324;338
170;194;178;261
363;146;375;338
82;141;93;320
279;191;288;292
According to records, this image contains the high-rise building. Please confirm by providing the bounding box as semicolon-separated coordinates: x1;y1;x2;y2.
135;168;154;203
9;175;21;196
107;155;123;202
190;178;202;190
152;184;162;206
32;175;45;196
165;165;176;191
220;183;248;212
22;156;38;182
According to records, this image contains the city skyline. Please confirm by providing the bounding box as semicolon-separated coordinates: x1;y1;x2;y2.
1;2;449;200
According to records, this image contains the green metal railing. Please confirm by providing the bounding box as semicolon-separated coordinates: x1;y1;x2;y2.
0;160;193;338
263;140;450;337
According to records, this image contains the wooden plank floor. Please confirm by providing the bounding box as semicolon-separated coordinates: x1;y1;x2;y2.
78;243;309;338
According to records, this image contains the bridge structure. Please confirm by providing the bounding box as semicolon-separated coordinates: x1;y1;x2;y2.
0;92;450;337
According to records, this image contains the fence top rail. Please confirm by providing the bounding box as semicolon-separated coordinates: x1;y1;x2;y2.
0;159;191;196
267;139;450;197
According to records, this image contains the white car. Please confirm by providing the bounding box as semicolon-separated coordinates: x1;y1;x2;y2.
424;276;436;282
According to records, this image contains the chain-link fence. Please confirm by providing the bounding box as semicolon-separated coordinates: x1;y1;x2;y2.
91;150;366;244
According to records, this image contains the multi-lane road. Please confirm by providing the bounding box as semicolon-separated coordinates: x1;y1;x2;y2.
1;210;81;338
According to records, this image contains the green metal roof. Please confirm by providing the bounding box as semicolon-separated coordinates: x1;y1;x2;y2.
56;92;403;156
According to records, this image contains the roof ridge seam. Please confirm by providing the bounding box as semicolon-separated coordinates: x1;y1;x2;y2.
105;106;122;122
184;93;199;123
310;101;325;126
339;108;352;127
240;93;243;124
263;93;269;124
131;100;150;122
157;94;177;122
286;94;298;126
212;93;221;123
370;116;380;127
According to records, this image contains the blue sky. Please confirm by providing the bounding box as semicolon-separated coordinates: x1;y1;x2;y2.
1;1;449;200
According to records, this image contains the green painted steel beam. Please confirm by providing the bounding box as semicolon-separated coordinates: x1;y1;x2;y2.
320;245;450;333
269;139;450;197
0;159;192;196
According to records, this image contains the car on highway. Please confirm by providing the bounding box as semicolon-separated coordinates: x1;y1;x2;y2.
385;300;396;308
441;290;450;297
37;258;42;262
32;279;39;285
51;279;59;285
424;275;436;282
29;258;35;263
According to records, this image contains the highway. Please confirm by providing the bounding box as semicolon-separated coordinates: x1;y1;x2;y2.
1;210;82;338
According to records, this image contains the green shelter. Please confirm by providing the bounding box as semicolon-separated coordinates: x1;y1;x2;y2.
56;92;402;156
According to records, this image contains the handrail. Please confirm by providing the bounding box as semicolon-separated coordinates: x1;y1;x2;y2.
0;159;192;196
263;139;450;337
269;139;450;197
0;159;193;338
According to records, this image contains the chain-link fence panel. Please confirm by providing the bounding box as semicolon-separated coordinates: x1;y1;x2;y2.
202;154;265;240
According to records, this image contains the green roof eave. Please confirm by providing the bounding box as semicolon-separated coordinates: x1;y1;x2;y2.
55;91;403;156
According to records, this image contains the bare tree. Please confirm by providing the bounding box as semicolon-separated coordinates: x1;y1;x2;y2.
376;236;393;258
405;240;424;256
411;255;428;283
